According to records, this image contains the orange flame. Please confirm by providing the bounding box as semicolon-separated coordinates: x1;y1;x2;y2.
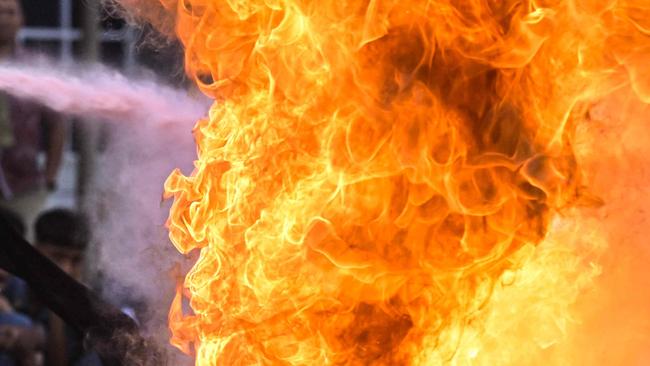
142;0;650;364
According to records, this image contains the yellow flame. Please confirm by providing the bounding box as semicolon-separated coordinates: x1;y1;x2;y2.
143;0;650;364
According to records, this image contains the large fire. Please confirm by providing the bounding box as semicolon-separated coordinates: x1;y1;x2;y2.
121;0;648;364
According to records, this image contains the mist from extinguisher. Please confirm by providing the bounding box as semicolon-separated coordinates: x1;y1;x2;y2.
0;59;206;364
0;61;208;125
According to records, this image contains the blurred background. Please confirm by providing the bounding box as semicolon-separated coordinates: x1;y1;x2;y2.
0;1;197;364
17;0;185;211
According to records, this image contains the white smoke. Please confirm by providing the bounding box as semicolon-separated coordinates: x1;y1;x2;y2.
79;73;204;364
88;116;198;364
0;59;207;363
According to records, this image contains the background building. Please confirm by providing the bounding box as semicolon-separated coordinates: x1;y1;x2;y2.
16;0;184;209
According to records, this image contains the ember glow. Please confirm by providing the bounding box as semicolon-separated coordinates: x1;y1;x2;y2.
119;0;649;364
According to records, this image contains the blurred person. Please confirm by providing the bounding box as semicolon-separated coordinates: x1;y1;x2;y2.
0;206;28;310
0;269;44;366
26;208;101;366
33;209;88;281
0;207;45;366
0;0;65;239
